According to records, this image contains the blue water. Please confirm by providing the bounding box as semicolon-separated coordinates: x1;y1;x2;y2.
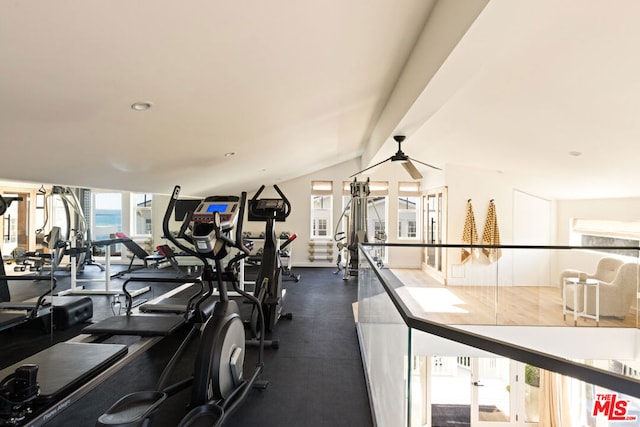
94;209;121;241
95;209;121;227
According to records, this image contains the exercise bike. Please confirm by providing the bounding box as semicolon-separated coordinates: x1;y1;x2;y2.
96;186;267;427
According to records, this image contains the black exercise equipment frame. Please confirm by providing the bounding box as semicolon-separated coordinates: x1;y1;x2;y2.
96;186;268;427
247;185;294;334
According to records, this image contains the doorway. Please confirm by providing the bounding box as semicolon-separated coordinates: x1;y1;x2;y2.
413;356;539;426
422;187;447;283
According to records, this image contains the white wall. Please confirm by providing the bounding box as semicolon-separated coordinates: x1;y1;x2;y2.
512;190;552;286
445;165;516;285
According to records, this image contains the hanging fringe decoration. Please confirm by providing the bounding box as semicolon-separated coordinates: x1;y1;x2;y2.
482;199;502;263
461;199;479;263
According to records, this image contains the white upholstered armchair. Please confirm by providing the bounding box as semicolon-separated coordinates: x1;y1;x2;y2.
559;257;624;294
563;261;638;319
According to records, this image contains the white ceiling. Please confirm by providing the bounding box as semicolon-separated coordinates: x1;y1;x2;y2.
1;1;639;200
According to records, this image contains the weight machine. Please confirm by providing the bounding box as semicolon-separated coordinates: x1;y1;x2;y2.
13;186;92;276
334;178;386;280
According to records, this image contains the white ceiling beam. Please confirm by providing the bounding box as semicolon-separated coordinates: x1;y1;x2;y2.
360;0;489;170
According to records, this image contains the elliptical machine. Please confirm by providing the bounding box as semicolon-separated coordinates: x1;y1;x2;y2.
96;186;267;427
247;185;295;336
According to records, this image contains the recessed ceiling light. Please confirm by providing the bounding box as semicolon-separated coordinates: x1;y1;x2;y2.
131;102;152;111
224;152;235;157
568;151;582;157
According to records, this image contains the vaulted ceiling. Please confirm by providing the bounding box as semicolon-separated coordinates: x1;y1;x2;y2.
2;1;639;200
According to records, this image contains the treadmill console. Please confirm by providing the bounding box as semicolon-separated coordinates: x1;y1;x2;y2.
191;196;240;231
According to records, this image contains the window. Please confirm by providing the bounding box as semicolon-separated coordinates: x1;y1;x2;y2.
571;218;640;258
313;216;328;237
408;220;417;238
93;192;123;254
398;182;420;239
398;197;419;239
133;193;153;236
373;220;386;241
1;194;19;255
368;198;387;242
311;181;333;239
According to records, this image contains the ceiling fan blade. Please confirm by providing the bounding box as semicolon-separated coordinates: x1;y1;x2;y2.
349;157;392;178
402;160;423;180
409;157;442;171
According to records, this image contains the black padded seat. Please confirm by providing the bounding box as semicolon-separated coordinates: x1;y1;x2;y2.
82;314;185;336
0;342;127;403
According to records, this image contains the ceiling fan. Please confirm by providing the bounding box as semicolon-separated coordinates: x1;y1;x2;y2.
350;135;441;180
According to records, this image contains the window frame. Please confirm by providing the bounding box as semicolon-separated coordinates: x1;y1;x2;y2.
310;181;333;240
132;193;153;237
397;182;420;240
570;218;640;258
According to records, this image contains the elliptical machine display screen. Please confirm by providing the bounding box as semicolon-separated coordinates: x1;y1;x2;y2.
190;196;240;255
206;203;228;213
191;197;239;231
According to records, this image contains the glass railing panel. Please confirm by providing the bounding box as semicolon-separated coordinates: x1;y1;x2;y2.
358;243;640;426
358;247;410;427
373;244;639;329
408;328;640;427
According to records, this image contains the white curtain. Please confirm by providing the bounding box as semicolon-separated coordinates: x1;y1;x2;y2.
539;369;571;427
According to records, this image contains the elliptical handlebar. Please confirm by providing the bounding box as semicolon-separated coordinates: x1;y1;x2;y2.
235;191;250;255
274;185;291;218
163;186;195;258
250;185;266;204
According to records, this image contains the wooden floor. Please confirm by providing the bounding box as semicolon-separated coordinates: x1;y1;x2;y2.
391;269;639;328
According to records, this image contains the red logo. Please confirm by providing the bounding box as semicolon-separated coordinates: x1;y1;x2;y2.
592;393;638;421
